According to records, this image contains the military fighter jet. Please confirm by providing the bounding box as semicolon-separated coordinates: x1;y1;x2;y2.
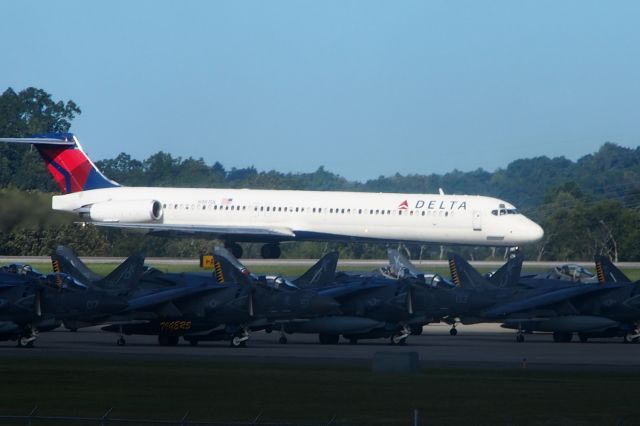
214;249;438;345
448;253;640;343
0;266;130;347
53;246;338;347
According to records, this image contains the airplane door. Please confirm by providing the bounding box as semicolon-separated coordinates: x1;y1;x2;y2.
472;210;482;231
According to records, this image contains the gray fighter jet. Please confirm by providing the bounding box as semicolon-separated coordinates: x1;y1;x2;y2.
53;246;338;347
448;253;640;343
0;266;130;347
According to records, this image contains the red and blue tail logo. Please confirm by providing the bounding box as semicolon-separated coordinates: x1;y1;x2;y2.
32;133;119;194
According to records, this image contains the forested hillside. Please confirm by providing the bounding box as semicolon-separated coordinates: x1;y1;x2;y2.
1;87;639;261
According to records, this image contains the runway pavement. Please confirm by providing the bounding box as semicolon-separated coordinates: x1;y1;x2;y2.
2;323;639;371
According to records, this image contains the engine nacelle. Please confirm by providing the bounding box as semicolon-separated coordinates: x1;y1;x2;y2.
84;200;163;223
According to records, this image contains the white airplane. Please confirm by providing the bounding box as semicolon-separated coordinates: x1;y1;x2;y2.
0;133;544;258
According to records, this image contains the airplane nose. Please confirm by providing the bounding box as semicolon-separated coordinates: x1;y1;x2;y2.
309;295;340;314
528;222;544;242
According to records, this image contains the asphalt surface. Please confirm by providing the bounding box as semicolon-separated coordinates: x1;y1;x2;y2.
3;323;639;371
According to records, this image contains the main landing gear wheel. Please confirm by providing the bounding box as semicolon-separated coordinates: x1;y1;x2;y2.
231;335;247;347
279;336;288;344
224;242;243;259
116;336;126;346
578;333;589;343
449;327;458;336
260;243;281;259
17;337;35;348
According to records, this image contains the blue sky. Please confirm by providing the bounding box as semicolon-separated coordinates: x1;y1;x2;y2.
2;1;639;181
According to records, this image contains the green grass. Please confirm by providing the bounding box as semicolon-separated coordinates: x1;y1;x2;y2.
0;358;637;425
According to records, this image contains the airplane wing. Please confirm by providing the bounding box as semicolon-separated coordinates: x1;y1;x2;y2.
91;222;296;240
317;282;389;300
483;284;626;318
125;285;227;313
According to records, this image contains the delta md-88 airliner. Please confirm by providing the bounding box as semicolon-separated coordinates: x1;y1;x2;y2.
0;134;543;258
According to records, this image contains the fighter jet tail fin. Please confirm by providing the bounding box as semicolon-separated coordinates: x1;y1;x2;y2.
448;253;497;291
0;133;119;194
293;251;338;288
95;253;146;295
51;245;103;286
211;250;253;286
488;253;523;288
594;255;631;283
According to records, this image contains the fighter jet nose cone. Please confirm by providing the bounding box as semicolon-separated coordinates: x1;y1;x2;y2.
310;296;340;314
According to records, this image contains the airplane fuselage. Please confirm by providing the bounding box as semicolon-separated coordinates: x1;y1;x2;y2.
52;187;543;246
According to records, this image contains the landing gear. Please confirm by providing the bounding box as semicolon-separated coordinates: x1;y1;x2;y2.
578;333;589;343
449;326;458;336
17;326;37;348
279;335;288;344
623;332;640;344
390;326;410;345
116;325;126;346
17;336;35;348
230;328;249;347
260;243;281;259
515;322;525;343
230;335;247;347
224;242;244;259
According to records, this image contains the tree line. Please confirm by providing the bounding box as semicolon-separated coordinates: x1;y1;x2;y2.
1;87;639;260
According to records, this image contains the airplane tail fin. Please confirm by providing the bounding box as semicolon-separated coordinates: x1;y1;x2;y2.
94;253;146;295
487;253;523;288
51;245;104;286
0;133;119;194
292;251;338;288
211;249;253;286
594;255;631;283
448;253;497;291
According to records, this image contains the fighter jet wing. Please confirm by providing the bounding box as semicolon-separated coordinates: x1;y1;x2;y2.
91;222;296;240
316;282;389;300
125;285;228;313
483;284;626;318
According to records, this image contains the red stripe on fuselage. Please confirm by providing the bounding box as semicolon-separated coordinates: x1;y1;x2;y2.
39;146;93;194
